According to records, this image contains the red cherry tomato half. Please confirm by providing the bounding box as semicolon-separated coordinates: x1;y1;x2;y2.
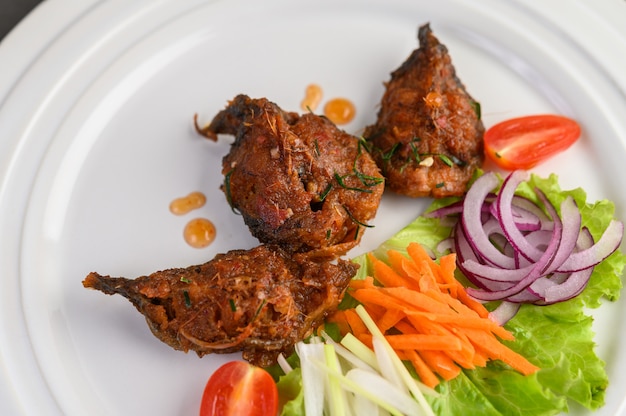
199;361;278;416
484;114;581;170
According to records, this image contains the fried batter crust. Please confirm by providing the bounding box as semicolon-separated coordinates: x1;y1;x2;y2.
197;94;384;259
364;23;484;198
83;245;357;367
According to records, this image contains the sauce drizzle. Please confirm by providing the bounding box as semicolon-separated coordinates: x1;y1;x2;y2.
183;218;216;249
324;98;356;125
169;191;207;215
300;84;323;112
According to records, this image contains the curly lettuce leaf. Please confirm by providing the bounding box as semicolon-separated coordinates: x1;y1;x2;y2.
277;368;305;416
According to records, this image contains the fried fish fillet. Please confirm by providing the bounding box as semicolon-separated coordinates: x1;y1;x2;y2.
196;94;384;259
83;245;357;367
364;23;484;198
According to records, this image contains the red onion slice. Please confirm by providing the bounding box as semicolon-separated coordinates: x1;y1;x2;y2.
440;170;623;314
461;173;515;269
556;220;624;272
489;301;521;325
542;268;593;304
496;170;544;262
466;187;564;302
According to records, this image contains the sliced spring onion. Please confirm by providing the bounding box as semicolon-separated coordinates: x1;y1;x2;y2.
355;305;437;416
296;342;325;416
340;332;380;371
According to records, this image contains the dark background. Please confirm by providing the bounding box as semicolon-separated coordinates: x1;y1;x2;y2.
0;0;44;41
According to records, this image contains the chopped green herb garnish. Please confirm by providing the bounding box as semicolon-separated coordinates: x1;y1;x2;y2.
180;277;191;283
334;173;373;193
439;154;454;167
343;205;374;229
183;290;191;308
357;137;373;154
354;170;384;187
229;299;237;312
381;143;400;161
223;169;241;215
470;99;482;120
253;299;267;320
313;139;320;157
449;154;466;167
319;183;333;202
435;182;445;188
409;142;421;163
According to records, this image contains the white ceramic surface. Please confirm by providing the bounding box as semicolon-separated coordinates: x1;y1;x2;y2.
1;0;626;414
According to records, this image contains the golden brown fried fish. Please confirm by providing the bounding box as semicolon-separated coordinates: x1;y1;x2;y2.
196;95;384;259
83;245;357;367
364;23;484;198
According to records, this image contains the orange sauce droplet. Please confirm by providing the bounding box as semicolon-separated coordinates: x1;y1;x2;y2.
300;84;323;112
324;98;356;125
183;218;216;249
169;191;206;215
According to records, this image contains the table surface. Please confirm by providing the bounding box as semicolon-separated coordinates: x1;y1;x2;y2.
0;0;44;41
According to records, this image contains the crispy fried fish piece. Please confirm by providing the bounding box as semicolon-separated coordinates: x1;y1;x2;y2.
82;245;357;367
364;23;484;198
195;95;384;259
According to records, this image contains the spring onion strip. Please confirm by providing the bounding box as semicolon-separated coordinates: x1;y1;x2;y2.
324;344;348;416
321;331;377;372
340;332;379;370
277;353;293;374
355;305;436;416
308;356;405;416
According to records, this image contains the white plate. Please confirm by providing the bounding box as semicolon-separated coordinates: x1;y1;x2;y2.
1;0;626;414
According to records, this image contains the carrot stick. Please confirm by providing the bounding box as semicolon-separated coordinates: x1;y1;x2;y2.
378;287;453;315
385;334;462;351
386;250;422;290
343;308;368;337
437;253;458;294
455;283;490;318
406;242;439;270
377;308;405;333
419;350;462;381
403;349;440;389
385;250;411;279
464;328;539;375
369;253;416;289
348;275;376;290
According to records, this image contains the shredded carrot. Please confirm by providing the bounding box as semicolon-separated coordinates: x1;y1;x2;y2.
369;253;417;290
329;242;540;387
377;308;405;333
342;308;368;338
401;349;440;389
347;275;376;290
419;350;462;381
385;334;462;351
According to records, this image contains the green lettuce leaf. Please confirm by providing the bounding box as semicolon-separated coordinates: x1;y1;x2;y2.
277;368;305;416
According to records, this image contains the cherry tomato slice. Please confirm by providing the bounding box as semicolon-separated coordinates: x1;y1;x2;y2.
200;361;278;416
484;114;580;170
